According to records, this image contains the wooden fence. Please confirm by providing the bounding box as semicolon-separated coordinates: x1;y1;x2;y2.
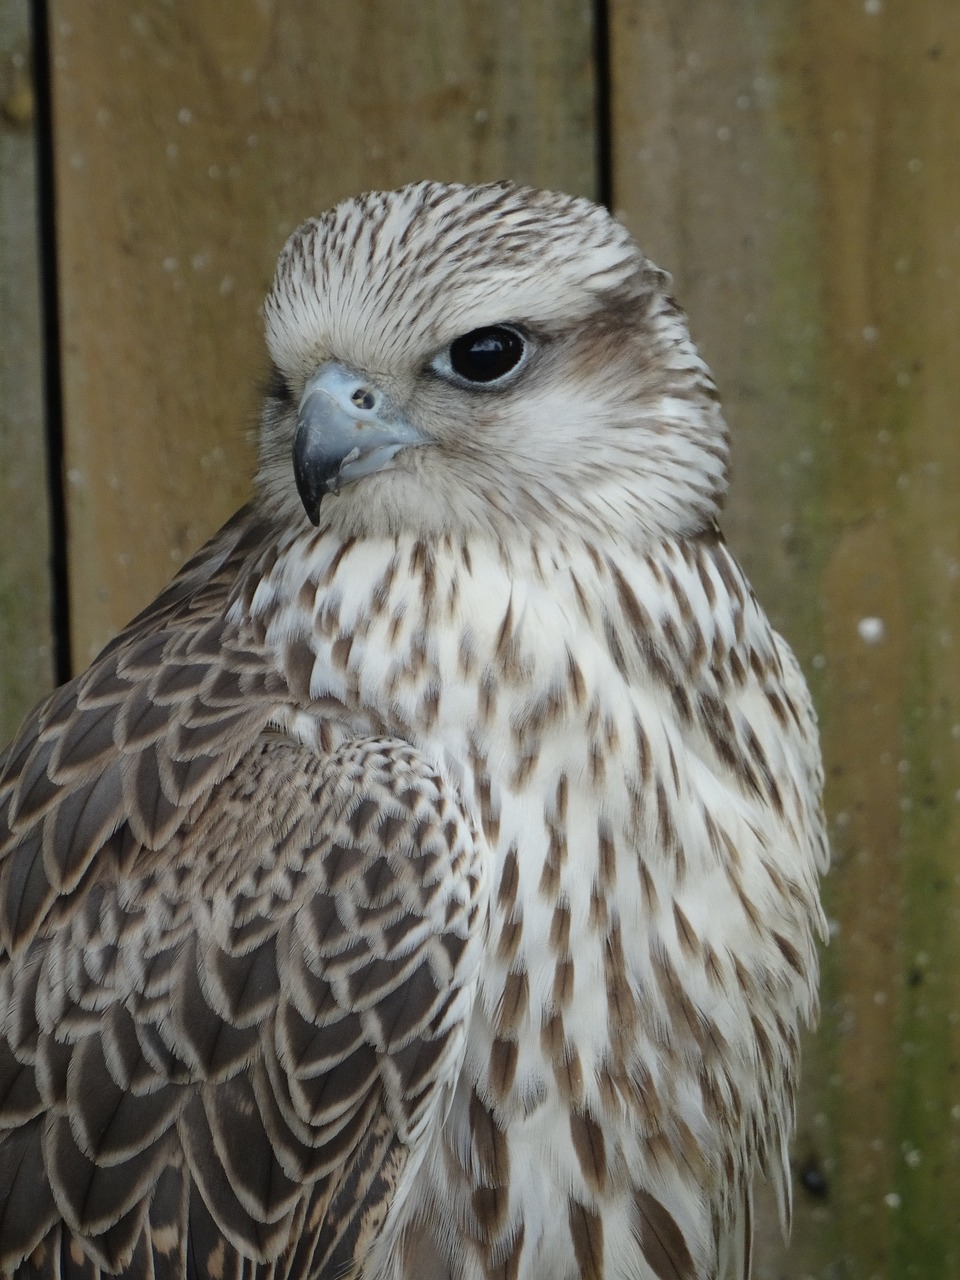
1;1;958;1274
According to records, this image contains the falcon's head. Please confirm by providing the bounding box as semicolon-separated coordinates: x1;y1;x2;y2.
259;181;728;548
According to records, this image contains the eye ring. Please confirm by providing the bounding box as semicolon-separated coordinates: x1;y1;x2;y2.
437;324;528;386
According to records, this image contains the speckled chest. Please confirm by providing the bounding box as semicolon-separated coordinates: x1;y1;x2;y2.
252;528;822;1279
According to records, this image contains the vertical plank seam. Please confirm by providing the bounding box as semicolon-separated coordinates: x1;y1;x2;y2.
592;0;614;209
30;0;72;683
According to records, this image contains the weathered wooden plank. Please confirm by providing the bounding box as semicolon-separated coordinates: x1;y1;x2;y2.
608;3;825;635
0;0;54;742
47;0;598;666
610;1;960;1276
810;3;960;1274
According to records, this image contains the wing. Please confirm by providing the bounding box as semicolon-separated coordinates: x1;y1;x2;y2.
0;513;487;1279
0;730;485;1280
0;503;302;958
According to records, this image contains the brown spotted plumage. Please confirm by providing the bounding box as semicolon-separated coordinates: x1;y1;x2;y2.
0;181;827;1279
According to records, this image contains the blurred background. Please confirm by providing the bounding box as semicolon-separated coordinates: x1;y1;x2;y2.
1;1;958;1274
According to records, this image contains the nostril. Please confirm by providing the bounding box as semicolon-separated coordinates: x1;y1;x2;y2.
351;387;376;411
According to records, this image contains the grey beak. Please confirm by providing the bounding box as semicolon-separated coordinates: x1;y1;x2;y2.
293;365;428;525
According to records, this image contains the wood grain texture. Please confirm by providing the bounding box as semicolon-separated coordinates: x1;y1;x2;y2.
610;2;960;1275
0;0;53;742
47;0;598;666
811;3;960;1274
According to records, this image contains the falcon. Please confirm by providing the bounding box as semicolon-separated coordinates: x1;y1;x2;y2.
0;181;828;1280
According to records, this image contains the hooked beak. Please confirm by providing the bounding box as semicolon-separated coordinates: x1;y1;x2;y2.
293;364;429;525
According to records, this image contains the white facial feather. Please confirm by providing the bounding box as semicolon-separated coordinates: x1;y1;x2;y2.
258;180;729;547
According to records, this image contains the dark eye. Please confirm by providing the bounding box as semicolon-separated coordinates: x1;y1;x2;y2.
447;325;526;384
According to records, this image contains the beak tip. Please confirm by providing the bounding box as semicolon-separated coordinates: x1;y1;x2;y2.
293;418;334;525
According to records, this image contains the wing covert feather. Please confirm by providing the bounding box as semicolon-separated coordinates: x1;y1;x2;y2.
0;726;487;1278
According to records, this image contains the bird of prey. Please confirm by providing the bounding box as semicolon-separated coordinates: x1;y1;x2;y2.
0;181;827;1280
